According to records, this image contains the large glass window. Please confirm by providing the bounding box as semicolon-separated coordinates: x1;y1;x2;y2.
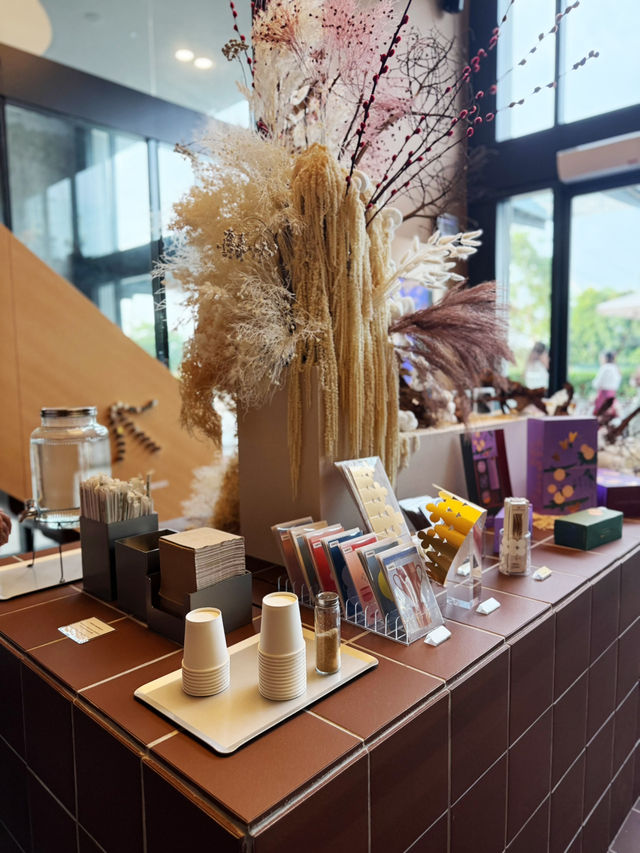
5;107;76;280
567;184;640;415
157;142;197;374
495;0;640;139
561;0;640;124
497;190;554;388
5;104;156;353
496;0;556;141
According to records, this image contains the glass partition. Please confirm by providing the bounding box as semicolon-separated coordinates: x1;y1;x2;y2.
5;103;156;353
496;189;554;389
568;184;640;416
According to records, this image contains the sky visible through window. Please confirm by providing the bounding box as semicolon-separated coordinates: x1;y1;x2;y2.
496;0;640;141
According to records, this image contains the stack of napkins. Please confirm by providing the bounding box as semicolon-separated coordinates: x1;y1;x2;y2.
158;528;245;611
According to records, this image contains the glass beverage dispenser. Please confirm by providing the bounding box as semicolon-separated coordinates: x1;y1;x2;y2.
29;407;111;525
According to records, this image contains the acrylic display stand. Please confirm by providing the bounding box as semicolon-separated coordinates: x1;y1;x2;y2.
277;577;445;646
441;522;484;611
417;488;486;612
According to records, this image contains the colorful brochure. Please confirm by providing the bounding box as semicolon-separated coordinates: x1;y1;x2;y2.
339;533;380;623
289;521;328;598
322;528;363;610
306;524;344;595
358;536;408;618
378;543;444;642
270;517;313;594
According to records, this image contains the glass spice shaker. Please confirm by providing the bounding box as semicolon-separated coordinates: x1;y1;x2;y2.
314;591;341;675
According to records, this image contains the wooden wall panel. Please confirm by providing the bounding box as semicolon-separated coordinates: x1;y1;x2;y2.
0;225;215;520
0;227;29;500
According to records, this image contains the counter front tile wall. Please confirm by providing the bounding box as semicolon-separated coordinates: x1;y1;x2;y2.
0;528;637;852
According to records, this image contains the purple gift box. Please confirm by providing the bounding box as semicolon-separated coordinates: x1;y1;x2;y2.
596;468;640;517
492;504;533;554
527;417;598;515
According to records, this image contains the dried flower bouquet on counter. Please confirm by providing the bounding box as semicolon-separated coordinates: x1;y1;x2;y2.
163;0;595;490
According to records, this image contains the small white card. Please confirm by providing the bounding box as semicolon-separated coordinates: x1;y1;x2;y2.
476;597;501;615
58;617;115;644
533;566;552;581
424;625;452;646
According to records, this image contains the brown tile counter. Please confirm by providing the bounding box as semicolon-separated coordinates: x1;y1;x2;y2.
0;527;638;853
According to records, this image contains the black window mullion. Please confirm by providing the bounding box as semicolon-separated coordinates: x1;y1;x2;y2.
554;0;563;127
0;97;12;229
147;138;169;368
549;185;570;393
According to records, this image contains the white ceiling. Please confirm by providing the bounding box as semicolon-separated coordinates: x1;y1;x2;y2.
1;0;253;117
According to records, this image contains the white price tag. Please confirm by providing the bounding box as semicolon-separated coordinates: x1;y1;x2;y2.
533;566;552;581
476;597;501;615
58;617;115;644
424;625;452;646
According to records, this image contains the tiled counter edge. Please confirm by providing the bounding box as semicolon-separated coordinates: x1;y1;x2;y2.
0;528;638;853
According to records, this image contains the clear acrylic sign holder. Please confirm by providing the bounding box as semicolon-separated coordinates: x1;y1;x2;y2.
278;567;445;646
417;487;487;611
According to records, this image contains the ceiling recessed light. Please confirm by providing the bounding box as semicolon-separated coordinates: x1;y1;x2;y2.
194;56;214;70
175;48;195;63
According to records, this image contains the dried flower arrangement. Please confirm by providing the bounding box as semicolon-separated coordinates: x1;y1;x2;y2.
164;0;596;490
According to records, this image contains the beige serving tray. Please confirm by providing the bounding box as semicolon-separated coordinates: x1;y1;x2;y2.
134;628;377;754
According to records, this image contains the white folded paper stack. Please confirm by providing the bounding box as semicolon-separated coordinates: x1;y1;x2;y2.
158;528;245;614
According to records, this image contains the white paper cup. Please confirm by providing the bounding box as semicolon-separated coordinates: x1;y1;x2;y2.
182;607;229;672
258;592;304;657
182;659;230;697
259;672;306;701
258;644;306;700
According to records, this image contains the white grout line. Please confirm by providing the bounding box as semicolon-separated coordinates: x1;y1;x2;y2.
402;812;450;852
305;710;365;743
248;744;368;837
449;750;507;809
140;751;147;853
366;747;371;853
78;650;182;692
79;827;108;853
146;730;179;749
505;794;549;851
27;637;67;652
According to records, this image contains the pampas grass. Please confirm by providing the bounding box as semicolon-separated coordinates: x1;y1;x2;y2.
390;281;513;416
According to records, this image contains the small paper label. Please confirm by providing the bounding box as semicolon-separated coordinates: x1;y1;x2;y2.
58;617;115;644
477;597;501;615
533;566;552;581
424;625;452;646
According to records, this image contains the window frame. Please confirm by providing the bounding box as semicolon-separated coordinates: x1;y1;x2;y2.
0;43;207;368
468;0;640;392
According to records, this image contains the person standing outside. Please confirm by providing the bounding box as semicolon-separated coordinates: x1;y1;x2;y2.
524;342;550;390
592;351;621;416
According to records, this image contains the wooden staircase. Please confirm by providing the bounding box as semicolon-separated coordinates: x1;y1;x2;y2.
0;224;214;520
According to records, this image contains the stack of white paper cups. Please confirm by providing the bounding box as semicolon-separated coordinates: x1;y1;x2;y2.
258;592;307;701
182;607;230;696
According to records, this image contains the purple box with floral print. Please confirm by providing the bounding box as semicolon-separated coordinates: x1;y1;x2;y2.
527;417;598;515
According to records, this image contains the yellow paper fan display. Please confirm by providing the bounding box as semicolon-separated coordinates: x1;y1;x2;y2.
417;487;486;586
